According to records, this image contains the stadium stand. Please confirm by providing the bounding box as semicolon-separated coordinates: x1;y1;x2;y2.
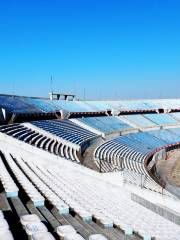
71;116;134;137
54;101;100;113
94;135;150;175
1;150;180;240
0;151;140;240
170;112;180;121
143;113;179;126
1;94;180;239
148;98;180;110
0;124;80;162
30;120;98;146
168;127;180;136
148;129;180;144
4;153;45;207
1;94;180;124
0;156;19;198
0;120;99;163
119;114;158;129
94;129;180;185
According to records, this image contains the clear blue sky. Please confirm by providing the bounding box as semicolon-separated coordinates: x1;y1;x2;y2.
0;0;180;100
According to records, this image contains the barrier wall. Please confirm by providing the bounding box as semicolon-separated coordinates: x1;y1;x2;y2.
131;193;180;226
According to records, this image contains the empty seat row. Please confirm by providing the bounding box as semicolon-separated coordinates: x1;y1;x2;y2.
25;161;92;222
20;213;108;240
20;214;55;240
95;158;122;173
23;159;180;240
0;156;19;197
0;124;80;163
30;119;97;145
4;153;45;207
12;155;69;215
148;129;180;145
120;113;180;129
94;129;180;177
2;94;180;114
75;116;132;135
120;114;158;128
144;113;179;126
2;149;180;240
94;136;149;176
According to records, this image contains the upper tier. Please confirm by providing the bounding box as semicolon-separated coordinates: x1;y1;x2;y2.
1;94;180;115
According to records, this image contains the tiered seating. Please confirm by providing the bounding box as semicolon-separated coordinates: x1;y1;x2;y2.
94;135;151;175
94;129;180;176
4;153;45;207
84;101;113;112
21;97;58;112
31;120;97;146
20;214;74;239
116;100;152;111
13;155;69;215
149;99;180;110
168;127;180;136
170;112;180;122
2;94;180;240
144;113;179;126
1;147;180;239
23;160;92;221
0;95;41;114
20;214;109;240
56;225;86;239
12;156;180;240
126;131;166;148
0;156;19;197
148;129;180;144
75;116;133;135
0;123;81;162
120;114;158;128
0;152;141;239
84;100;152;111
54;100;99;113
0;160;118;240
1;94;180;116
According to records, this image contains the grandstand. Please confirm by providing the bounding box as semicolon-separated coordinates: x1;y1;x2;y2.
0;94;180;240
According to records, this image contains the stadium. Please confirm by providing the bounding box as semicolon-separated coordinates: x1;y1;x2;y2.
0;93;180;240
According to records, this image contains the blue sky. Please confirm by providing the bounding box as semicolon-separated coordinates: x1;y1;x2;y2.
0;0;180;100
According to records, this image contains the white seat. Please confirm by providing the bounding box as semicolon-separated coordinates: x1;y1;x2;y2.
32;232;55;240
4;154;44;205
0;230;14;240
57;225;76;239
25;222;48;237
4;151;180;240
20;214;41;228
0;219;9;231
64;233;85;240
98;218;113;228
0;157;19;197
0;210;4;219
89;234;108;240
124;226;133;235
55;204;69;215
143;237;151;240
